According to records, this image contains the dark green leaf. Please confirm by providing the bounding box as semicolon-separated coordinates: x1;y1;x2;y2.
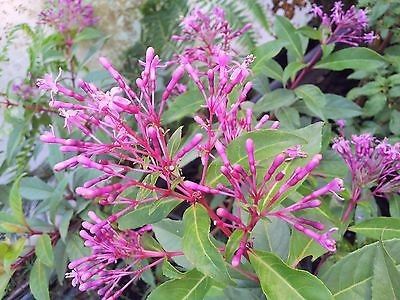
282;62;306;85
287;230;326;267
371;242;400;299
275;16;303;61
363;93;387;116
118;198;181;230
162;260;185;279
294;84;326;119
390;110;400;135
262;59;283;81
253;40;286;73
148;269;211;300
323;94;362;119
253;89;297;112
168;126;183;157
275;107;300;129
20;176;53;201
183;204;231;284
349;217;400;240
163;89;203;123
225;229;244;262
315;48;386;71
250;250;333;300
320;239;400;299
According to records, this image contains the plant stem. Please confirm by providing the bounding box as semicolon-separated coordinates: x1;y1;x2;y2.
289;46;323;89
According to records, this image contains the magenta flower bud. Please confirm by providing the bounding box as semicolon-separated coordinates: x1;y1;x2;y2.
83;175;109;188
215;140;229;166
254;114;270;130
231;251;242;267
263;153;286;182
193;115;207;128
54;156;78;171
183;181;218;194
216;208;242;225
238;82;253;103
40;132;57;143
174;133;203;160
246;139;256;175
145;47;155;64
271;121;280;129
76;187;97;199
274;171;285;181
162;66;185;101
99;56;112;69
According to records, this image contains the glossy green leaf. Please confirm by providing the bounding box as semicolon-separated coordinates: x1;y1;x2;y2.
29;259;50;300
118;198;181;230
253;40;286;73
275;16;303;61
250;250;333;300
294;84;326;119
35;234;54;267
349;217;400;240
162;260;185;279
288;230;326;267
153;219;191;269
282;62;306;85
315;48;386;71
323;94;362;119
253;89;297;112
148;269;211;300
183;204;231;284
206;130;306;186
263;59;284;81
320;239;400;299
371;242;400;299
252;218;290;260
168;126;183;156
225;229;244;262
163;89;203;123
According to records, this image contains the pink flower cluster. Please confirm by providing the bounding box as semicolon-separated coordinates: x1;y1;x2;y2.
333;134;400;219
312;1;376;46
38;7;343;298
39;0;97;34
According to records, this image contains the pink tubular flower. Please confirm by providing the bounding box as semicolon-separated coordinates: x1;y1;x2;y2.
312;1;376;46
39;0;97;34
185;139;343;255
66;211;168;299
333;134;400;220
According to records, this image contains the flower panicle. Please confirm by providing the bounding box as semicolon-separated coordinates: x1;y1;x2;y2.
312;1;376;46
39;0;97;35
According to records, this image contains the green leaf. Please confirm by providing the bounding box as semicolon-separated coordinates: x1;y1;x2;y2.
29;259;50;300
250;250;333;300
162;260;185;279
320;239;400;299
371;242;400;299
275;107;300;130
0;272;13;299
225;229;244;262
153;219;191;269
315;48;386;71
390;110;400;135
323;94;362;119
0;212;27;233
294;84;326;119
349;217;400;240
148;269;211;300
363;93;387;116
282;62;306;85
35;234;54;267
206;130;306;186
74;27;103;42
389;194;400;218
66;234;90;261
262;59;284;81
9;174;25;224
163;89;203;123
275;16;303;61
168;126;183;157
118;198;181;230
252;218;290;260
53;240;68;284
58;210;73;242
253;40;286;73
20;176;53;201
253;89;297;112
287;230;326;267
78;36;108;69
182;204;231;284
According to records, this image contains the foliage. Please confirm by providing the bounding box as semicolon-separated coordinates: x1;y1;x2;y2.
0;1;399;300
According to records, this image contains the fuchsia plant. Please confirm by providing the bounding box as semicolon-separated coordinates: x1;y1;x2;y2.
37;6;348;299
